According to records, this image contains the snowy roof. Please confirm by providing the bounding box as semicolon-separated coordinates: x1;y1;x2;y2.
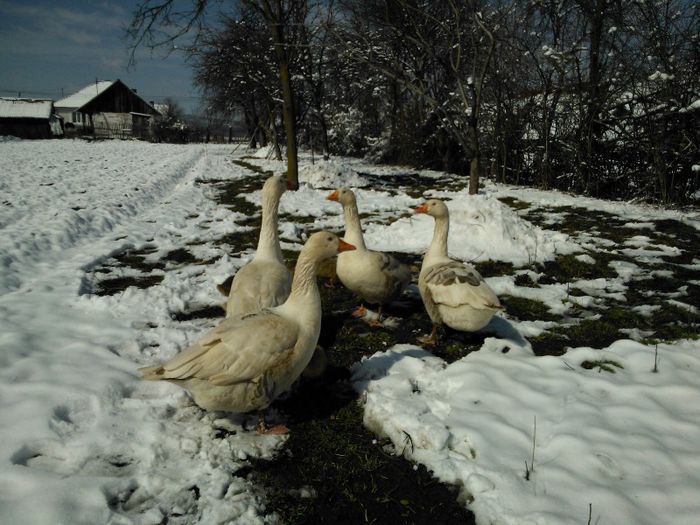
0;98;53;119
153;103;168;115
55;80;116;110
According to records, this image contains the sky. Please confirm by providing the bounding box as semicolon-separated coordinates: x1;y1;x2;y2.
0;0;207;113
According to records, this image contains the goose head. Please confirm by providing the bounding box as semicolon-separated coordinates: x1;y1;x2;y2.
263;174;290;203
326;187;357;207
414;199;449;219
303;231;356;263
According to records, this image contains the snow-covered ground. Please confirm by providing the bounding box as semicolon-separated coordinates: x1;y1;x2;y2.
1;139;699;524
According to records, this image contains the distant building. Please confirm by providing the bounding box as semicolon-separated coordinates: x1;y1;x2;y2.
0;98;64;139
55;79;160;139
152;102;169;116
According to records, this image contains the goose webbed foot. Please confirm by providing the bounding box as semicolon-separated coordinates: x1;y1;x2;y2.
350;305;368;318
417;325;439;346
366;305;385;327
256;412;289;435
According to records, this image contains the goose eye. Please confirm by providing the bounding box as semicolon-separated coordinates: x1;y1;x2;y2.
327;236;333;242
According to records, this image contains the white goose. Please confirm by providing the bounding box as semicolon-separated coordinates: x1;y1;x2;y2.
225;174;292;318
140;232;355;429
327;188;411;325
415;199;501;345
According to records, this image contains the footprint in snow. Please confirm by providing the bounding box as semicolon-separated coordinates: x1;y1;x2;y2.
595;452;625;479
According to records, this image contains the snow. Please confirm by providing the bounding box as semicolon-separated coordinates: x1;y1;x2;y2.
353;339;700;525
361;190;579;265
679;100;700;114
1;139;284;524
648;71;674;82
54;80;115;109
1;138;699;524
298;159;370;188
0;98;53;119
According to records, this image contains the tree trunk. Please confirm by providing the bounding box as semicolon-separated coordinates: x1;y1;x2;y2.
467;116;480;195
469;157;480;195
583;0;607;194
270;107;283;160
262;0;299;189
652;129;669;203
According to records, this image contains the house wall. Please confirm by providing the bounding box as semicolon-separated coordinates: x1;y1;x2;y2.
0;118;52;139
56;109;89;131
82;82;157;115
90;112;153;139
92;112;131;138
58;81;158;139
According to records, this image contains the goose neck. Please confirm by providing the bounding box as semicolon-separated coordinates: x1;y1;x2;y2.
427;214;449;259
256;193;282;260
286;251;321;302
342;202;367;250
275;252;322;341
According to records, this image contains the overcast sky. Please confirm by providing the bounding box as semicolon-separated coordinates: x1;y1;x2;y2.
0;0;204;112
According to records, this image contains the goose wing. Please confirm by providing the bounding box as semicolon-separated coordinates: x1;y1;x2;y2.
141;311;299;386
369;250;411;291
424;261;501;310
227;261;292;315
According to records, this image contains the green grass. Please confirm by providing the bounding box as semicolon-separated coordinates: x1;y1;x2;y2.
498;196;532;210
539;252;619;283
501;296;561;322
529;332;570;356
474;260;515;278
513;273;541;288
253;400;473;525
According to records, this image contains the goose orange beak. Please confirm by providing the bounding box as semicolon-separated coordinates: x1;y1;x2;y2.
338;239;356;252
414;203;428;214
326;190;340;201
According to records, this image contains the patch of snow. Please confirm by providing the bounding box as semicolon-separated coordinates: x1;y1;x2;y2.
575;253;596;265
648;71;674;81
0;140;284;524
0;98;53;119
609;260;642;280
299;159;370;188
353;339;700;525
55;80;115;109
364;191;579;265
623;221;654;229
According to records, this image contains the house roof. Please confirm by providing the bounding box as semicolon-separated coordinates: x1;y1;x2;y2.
0;98;53;119
153;103;169;115
55;80;116;110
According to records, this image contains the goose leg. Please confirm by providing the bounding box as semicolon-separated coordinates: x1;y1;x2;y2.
367;305;385;327
256;412;289;435
417;324;439;346
351;304;368;318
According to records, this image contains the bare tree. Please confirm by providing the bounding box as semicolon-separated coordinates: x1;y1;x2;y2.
128;0;303;188
192;8;279;151
336;0;496;194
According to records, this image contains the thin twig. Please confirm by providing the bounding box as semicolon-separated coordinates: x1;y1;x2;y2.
652;344;659;373
530;415;537;473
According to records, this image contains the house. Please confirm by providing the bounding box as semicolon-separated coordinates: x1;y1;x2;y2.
55;79;160;139
0;98;64;139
